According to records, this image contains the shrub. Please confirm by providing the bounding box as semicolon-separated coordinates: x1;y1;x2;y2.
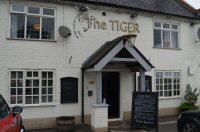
180;84;199;111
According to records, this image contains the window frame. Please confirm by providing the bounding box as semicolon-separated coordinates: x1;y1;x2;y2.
155;70;181;99
10;4;56;40
153;21;180;49
9;69;55;107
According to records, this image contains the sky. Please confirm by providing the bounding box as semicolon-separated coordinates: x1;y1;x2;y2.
186;0;200;9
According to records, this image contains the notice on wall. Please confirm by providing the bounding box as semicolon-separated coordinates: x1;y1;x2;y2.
131;92;158;131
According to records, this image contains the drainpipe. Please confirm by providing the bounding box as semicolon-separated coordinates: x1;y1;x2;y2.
81;68;85;123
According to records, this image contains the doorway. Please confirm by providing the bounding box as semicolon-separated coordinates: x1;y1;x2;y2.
102;72;120;119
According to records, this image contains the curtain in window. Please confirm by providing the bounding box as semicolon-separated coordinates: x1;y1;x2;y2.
163;30;170;47
154;29;161;47
171;31;179;48
11;14;25;38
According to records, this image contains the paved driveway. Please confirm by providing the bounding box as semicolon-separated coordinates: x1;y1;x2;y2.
27;116;178;132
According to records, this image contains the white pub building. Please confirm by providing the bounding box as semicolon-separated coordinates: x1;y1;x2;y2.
0;0;200;131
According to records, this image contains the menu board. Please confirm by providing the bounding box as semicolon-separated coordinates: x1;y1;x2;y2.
131;92;158;131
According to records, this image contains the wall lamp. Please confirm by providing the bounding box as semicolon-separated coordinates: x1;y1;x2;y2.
79;5;89;12
127;35;137;47
130;13;138;19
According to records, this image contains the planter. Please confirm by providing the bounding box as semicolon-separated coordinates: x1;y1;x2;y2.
56;116;75;132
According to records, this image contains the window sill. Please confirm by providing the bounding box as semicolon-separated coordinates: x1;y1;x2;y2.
9;103;56;108
153;46;181;50
7;38;57;42
159;96;182;100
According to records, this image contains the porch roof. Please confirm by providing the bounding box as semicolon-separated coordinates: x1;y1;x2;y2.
82;35;154;71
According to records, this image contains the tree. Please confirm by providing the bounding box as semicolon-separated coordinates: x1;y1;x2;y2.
180;84;199;111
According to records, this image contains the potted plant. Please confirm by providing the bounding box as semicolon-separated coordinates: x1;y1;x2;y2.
180;84;199;111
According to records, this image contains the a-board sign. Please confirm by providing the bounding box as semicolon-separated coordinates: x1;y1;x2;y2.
131;92;158;131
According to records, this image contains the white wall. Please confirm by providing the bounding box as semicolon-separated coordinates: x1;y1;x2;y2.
0;0;200;121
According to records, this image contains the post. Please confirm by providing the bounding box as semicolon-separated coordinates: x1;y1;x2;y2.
139;68;145;91
96;71;102;104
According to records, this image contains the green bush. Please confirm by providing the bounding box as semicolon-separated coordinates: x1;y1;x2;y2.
180;84;199;111
180;102;198;111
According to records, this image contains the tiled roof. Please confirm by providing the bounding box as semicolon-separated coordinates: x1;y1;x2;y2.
82;35;154;69
67;0;199;19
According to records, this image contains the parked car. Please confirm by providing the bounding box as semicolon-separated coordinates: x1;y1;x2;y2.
177;110;200;132
0;94;24;132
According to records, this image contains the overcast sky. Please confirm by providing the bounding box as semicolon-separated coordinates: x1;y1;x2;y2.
186;0;200;9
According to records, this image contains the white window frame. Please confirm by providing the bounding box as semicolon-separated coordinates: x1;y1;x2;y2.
10;4;56;40
153;21;180;49
155;70;181;99
9;69;55;107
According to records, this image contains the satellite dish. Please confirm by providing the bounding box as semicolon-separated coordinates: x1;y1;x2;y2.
197;28;200;40
58;26;71;38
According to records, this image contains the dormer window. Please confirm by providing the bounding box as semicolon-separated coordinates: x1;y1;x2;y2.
153;21;180;49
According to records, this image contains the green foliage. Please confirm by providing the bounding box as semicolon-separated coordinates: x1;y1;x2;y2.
180;102;198;111
180;84;199;111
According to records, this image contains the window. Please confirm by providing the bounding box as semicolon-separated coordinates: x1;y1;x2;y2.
9;70;54;105
0;95;10;120
153;21;179;49
155;71;181;98
10;4;55;40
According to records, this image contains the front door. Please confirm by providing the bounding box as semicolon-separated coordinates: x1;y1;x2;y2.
102;72;120;119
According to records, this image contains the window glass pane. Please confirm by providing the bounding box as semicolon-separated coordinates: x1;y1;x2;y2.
11;71;17;79
33;80;39;87
42;72;47;78
26;16;40;39
171;31;179;48
17;96;23;104
154;22;161;28
18;72;23;78
11;80;16;87
17;88;23;95
33;96;39;104
43;8;54;16
26;88;32;95
10;96;16;104
172;24;178;30
42;96;47;103
33;88;39;95
27;72;32;77
11;14;25;38
17;80;23;87
163;30;170;48
163;23;170;29
11;5;25;12
48;72;53;78
28;6;40;14
25;96;32;104
11;88;16;95
154;29;161;47
42;18;55;40
33;72;38;77
48;95;53;102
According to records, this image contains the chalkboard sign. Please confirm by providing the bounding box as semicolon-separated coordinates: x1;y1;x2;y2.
131;92;158;131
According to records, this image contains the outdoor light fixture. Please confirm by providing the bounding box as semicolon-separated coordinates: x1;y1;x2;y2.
130;13;138;19
79;5;89;12
127;35;137;47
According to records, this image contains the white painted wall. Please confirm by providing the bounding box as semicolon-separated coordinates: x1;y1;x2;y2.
0;0;199;122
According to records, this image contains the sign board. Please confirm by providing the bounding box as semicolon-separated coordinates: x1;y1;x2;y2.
131;92;158;131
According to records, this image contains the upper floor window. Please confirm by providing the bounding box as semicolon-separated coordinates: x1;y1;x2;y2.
9;70;54;106
10;4;55;40
155;71;181;98
153;21;179;49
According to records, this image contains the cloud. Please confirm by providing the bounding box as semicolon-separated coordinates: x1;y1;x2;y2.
185;0;200;9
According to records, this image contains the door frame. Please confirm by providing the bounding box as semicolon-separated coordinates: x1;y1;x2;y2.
102;69;123;120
